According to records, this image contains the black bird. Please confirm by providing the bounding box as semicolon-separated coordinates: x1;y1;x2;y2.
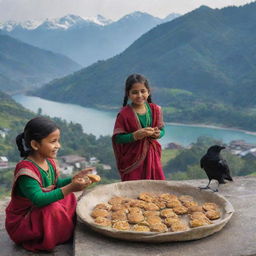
200;145;233;192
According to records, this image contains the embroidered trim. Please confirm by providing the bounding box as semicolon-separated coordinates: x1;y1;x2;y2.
14;168;41;185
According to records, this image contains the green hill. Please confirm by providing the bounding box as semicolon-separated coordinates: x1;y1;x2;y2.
33;3;256;131
0;91;33;127
0;34;81;93
0;91;117;181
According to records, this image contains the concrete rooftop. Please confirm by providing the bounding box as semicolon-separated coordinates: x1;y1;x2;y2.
1;176;256;256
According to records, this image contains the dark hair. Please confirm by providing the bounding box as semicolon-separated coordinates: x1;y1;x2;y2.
123;73;152;106
16;116;59;157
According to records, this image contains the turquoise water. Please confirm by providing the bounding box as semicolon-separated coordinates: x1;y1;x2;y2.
13;94;256;146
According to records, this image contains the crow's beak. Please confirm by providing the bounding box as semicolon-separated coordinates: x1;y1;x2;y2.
221;146;225;150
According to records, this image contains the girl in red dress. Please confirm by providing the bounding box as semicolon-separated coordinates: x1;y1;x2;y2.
5;116;92;252
112;73;166;181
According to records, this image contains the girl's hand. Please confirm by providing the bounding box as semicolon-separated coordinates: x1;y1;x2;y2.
72;168;94;180
133;127;154;140
70;176;92;192
150;127;160;139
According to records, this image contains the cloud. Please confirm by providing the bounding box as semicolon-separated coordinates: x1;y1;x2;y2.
0;0;254;22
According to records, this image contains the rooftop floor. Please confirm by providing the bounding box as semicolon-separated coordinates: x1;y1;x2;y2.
1;176;256;256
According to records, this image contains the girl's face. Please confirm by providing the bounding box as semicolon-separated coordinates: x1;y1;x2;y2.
32;129;61;159
128;82;150;107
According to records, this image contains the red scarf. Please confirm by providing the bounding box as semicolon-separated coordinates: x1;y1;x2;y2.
112;103;165;181
5;159;76;252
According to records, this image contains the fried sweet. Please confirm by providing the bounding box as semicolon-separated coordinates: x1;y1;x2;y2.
90;192;223;234
153;200;166;209
127;213;144;224
111;210;127;221
160;209;178;218
94;217;111;227
139;220;150;227
179;195;194;203
144;210;160;217
130;199;146;208
129;207;143;215
164;217;180;227
91;209;109;218
205;210;221;220
187;205;204;213
112;221;130;231
132;224;150;232
173;205;188;215
87;174;101;183
182;200;198;208
111;204;128;212
150;223;168;232
138;192;156;202
94;203;112;211
143;202;159;211
108;196;124;205
159;193;178;202
189;218;212;228
146;216;162;225
171;222;189;232
189;211;207;220
203;202;219;211
166;200;182;208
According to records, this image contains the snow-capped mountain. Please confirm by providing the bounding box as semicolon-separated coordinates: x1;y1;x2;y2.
0;20;41;31
0;14;113;31
86;15;113;26
1;12;180;66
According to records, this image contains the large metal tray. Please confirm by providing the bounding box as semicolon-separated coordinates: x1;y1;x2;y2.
76;180;234;242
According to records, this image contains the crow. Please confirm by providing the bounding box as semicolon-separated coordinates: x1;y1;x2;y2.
200;145;233;192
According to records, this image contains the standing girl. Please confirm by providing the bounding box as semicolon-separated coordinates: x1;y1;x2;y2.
5;116;94;252
112;73;165;181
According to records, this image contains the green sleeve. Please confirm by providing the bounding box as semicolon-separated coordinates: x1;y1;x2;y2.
56;177;72;187
115;133;135;144
159;126;165;139
17;175;64;207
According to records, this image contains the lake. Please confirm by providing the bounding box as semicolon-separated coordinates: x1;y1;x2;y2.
13;94;256;147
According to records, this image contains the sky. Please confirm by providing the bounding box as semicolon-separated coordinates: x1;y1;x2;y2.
0;0;254;22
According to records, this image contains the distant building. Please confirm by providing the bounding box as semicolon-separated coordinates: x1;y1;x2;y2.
0;156;8;167
239;148;256;158
60;163;74;175
59;155;88;174
101;164;111;170
228;140;256;157
89;157;99;165
0;128;9;138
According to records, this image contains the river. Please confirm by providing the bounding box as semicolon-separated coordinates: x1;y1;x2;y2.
13;94;256;147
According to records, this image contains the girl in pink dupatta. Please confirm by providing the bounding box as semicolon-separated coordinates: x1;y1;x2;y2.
5;117;94;252
112;74;166;181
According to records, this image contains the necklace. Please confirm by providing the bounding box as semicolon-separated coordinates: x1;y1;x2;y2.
26;158;52;182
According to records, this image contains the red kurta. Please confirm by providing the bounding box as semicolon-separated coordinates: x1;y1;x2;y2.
112;103;165;181
5;159;76;252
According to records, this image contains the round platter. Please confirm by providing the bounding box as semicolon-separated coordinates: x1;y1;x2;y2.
76;180;234;242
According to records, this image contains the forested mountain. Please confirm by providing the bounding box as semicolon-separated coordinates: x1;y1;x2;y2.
0;91;33;127
32;3;256;131
1;12;180;66
0;34;81;93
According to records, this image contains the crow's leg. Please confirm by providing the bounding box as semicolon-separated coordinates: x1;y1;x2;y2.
199;179;211;190
199;180;218;192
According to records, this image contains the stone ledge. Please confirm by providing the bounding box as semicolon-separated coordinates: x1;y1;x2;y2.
1;177;256;256
74;176;256;256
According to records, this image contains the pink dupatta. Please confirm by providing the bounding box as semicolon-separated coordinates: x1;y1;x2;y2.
112;103;165;181
5;159;76;252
